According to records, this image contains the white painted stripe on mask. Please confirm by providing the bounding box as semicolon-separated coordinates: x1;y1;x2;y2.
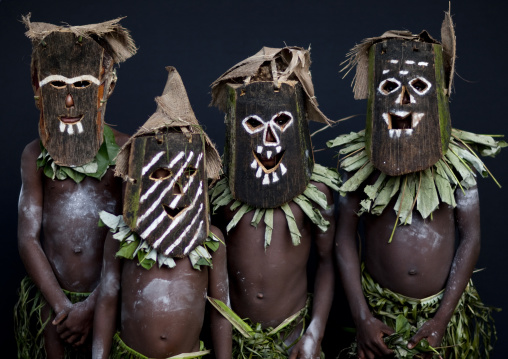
405;60;415;64
169;151;186;168
281;163;287;175
142;151;165;176
272;172;279;182
165;203;204;255
39;74;100;87
183;220;205;255
139;211;166;239
390;60;399;64
383;69;390;74
76;122;84;133
67;124;74;135
59;123;66;133
251;160;257;169
418;62;428;66
140;180;162;203
137;152;195;225
256;167;262;178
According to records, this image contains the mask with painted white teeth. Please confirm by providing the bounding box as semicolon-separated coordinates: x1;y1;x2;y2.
34;32;113;167
123;133;209;258
225;81;313;208
366;38;451;176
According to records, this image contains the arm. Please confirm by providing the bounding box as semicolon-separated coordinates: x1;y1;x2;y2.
208;226;232;359
408;185;481;350
290;183;335;359
92;232;122;359
17;141;73;328
334;178;393;359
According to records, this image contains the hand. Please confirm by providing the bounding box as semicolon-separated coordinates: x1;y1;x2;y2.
53;300;94;346
356;316;394;359
288;329;321;359
408;318;446;355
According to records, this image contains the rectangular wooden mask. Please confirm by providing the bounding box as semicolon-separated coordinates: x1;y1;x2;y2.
34;32;109;166
123;133;209;258
225;82;313;208
366;38;451;176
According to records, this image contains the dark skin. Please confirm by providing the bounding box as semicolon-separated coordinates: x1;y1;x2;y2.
18;127;128;358
92;225;232;359
335;171;481;359
213;181;335;359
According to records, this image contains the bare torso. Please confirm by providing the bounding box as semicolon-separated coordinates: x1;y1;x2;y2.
364;197;456;299
220;200;311;328
41;172;122;293
119;259;208;358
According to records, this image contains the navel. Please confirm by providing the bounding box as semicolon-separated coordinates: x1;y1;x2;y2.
160;334;167;340
408;268;417;276
256;292;264;299
74;247;82;254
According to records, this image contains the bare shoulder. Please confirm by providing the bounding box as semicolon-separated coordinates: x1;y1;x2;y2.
21;139;41;164
111;127;130;147
210;225;225;242
310;180;334;203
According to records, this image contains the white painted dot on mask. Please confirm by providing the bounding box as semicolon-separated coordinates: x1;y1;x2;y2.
276;146;281;153
251;159;258;169
257;146;263;154
272;172;279;183
281;163;287;175
267;151;272;159
262;174;270;185
256;167;263;178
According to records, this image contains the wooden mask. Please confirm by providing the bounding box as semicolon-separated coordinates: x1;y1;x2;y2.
123;132;209;258
34;32;113;166
225;81;314;208
366;38;451;176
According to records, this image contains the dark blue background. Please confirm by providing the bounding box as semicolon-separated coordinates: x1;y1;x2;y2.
1;0;506;356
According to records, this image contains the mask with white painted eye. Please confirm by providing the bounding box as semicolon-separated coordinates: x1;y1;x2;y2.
366;38;451;176
225;81;313;208
123;132;209;258
33;31;114;167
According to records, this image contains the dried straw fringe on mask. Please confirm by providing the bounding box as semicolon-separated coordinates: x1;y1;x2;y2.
210;46;331;125
115;67;221;182
22;13;137;64
341;7;456;100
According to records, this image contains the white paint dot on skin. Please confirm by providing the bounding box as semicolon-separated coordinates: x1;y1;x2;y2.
76;122;84;133
399;70;409;75
272;172;279;183
262;174;270;185
256;167;262;178
59;122;66;133
405;60;415;65
390;59;399;64
280;163;287;175
251;159;257;169
257;146;263;154
267;151;272;159
383;69;390;74
276;146;281;153
67;124;74;135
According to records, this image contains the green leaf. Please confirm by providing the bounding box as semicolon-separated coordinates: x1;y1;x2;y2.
227;203;252;233
280;203;301;246
302;183;329;209
207;297;254;338
98;211;122;231
251;208;265;228
340;162;375;195
326;130;365;148
115;240;139;260
294;195;329;232
264;209;274;248
416;169;440;219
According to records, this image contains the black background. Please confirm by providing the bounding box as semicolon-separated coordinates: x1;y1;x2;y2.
1;0;506;357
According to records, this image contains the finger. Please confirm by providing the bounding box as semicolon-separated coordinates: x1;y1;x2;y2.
52;311;68;325
408;333;424;349
65;333;79;344
380;323;395;335
73;334;87;347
